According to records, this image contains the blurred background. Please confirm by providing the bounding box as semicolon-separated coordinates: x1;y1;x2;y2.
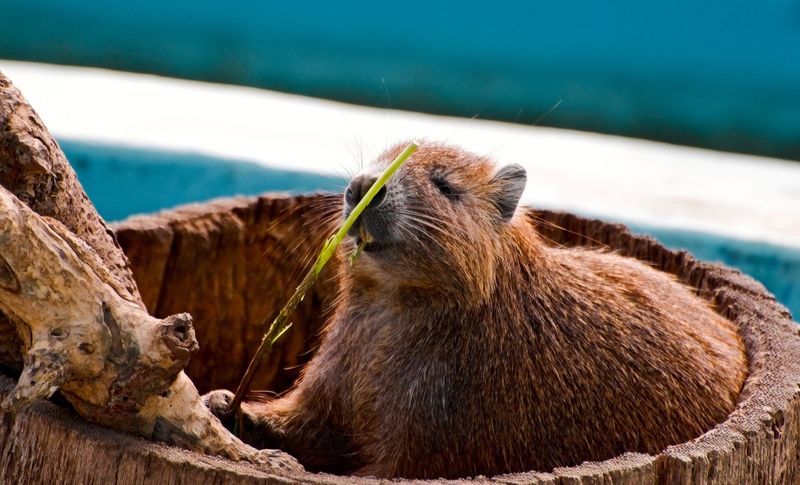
0;0;798;317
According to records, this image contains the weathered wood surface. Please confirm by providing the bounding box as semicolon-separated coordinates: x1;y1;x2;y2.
0;70;298;467
0;375;301;485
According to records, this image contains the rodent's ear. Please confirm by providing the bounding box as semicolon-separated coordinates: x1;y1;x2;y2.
491;164;527;221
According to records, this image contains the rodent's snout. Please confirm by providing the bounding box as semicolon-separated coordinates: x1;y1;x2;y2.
344;173;395;251
345;174;387;210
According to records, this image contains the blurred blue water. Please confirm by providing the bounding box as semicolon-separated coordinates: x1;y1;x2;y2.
63;140;798;320
3;0;800;160
62;140;346;222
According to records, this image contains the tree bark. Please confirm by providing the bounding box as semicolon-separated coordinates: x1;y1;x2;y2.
0;70;294;468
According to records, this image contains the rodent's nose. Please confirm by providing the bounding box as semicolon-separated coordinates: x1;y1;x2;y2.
345;174;387;209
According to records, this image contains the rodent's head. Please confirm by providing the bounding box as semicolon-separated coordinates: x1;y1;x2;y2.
343;141;527;301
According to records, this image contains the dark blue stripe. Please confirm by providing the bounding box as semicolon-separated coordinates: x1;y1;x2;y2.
2;0;799;160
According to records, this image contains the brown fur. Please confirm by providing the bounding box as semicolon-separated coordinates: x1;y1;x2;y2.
205;142;747;479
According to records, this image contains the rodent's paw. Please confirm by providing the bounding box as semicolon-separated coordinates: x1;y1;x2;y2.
202;389;235;422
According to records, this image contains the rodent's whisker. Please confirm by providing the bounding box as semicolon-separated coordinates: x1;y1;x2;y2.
394;222;429;249
527;213;611;251
394;211;451;247
394;209;449;230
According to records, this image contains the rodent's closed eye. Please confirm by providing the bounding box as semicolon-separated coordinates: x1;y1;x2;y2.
431;174;462;201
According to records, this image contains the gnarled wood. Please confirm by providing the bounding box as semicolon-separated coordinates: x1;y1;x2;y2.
0;68;142;379
0;185;268;462
0;71;140;304
0;70;299;469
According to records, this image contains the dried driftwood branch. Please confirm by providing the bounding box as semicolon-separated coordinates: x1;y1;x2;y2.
0;74;140;304
0;71;295;468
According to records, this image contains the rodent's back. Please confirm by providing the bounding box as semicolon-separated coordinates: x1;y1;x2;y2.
491;236;746;471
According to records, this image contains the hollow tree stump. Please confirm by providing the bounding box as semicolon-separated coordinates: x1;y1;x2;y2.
112;195;800;485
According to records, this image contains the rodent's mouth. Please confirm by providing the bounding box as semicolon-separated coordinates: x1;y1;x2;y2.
354;235;394;254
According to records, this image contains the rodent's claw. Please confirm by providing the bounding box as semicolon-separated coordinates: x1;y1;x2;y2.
202;389;235;425
203;389;284;451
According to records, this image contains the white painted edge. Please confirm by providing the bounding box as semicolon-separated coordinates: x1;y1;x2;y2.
2;60;799;249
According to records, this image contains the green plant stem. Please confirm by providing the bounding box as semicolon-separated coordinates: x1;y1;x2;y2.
226;140;419;422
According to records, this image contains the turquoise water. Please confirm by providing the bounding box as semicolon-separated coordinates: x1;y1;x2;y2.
62;140;346;222
2;1;800;160
63;140;798;320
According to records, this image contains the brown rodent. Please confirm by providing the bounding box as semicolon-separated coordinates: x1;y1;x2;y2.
204;141;748;479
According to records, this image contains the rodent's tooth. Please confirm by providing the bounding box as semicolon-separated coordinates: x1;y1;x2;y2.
358;225;373;243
